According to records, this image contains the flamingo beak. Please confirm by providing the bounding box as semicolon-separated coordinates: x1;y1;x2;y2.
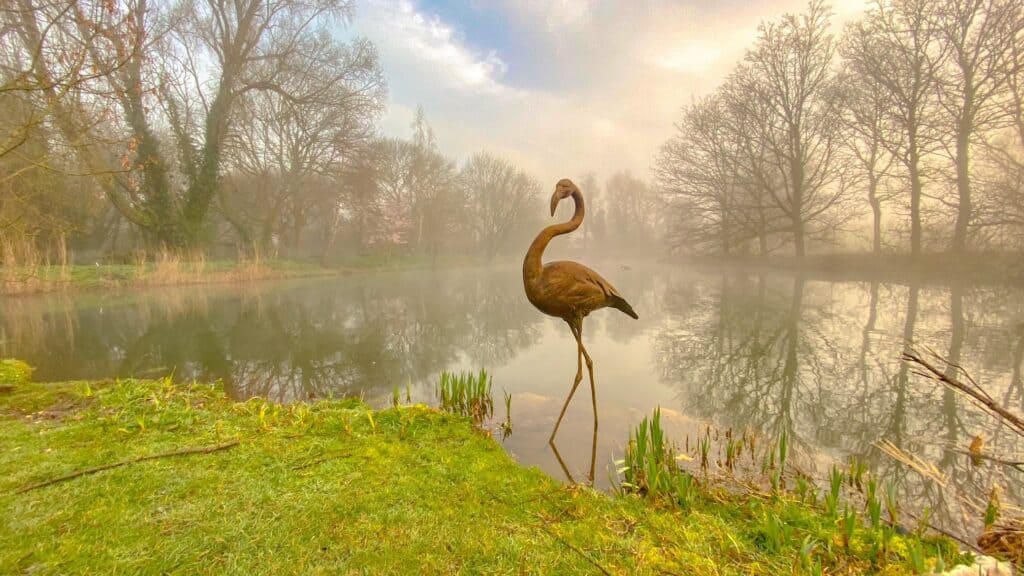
549;194;560;217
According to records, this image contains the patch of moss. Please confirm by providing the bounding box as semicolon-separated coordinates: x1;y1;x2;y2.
0;377;971;575
0;359;32;388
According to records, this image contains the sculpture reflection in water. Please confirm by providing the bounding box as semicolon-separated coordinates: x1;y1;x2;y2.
549;426;598;486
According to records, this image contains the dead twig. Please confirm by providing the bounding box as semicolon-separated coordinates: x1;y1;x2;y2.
291;451;350;471
875;439;949;486
903;345;1024;438
949;448;1024;471
534;518;615;576
15;439;240;494
903;509;983;554
481;485;615;575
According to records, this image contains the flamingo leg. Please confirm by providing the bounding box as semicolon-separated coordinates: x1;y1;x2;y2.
576;320;598;485
550;320;584;443
588;416;597;486
579;321;597;433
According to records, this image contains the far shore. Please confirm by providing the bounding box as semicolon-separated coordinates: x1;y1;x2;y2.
0;254;486;297
4;250;1022;297
672;252;1024;287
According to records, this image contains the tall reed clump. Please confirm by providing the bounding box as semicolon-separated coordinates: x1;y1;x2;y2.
1;236;45;294
147;249;207;284
618;407;698;508
500;389;513;439
230;250;267;282
437;369;493;424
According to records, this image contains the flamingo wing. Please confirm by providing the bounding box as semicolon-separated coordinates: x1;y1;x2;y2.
541;261;638;319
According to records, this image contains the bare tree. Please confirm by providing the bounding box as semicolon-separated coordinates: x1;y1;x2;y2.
974;42;1024;247
657;83;789;257
222;34;385;253
0;0;135;262
931;0;1024;253
842;0;949;255
655;94;745;253
407;108;458;260
838;69;900;253
733;0;851;258
458;152;541;259
722;77;794;256
369;122;457;259
5;0;142;238
604;171;658;252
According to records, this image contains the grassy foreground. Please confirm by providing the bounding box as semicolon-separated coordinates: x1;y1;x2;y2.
1;367;968;575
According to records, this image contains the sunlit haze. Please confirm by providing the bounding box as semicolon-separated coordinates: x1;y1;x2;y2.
350;0;871;184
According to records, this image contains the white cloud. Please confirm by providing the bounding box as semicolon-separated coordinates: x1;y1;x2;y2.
654;41;724;74
509;0;593;29
358;0;514;94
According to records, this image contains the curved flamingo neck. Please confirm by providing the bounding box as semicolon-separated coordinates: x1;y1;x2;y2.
523;189;584;286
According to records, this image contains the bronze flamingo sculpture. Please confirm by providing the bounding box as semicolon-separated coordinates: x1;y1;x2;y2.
523;178;638;443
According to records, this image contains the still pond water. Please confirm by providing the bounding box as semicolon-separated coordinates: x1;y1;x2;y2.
2;265;1022;538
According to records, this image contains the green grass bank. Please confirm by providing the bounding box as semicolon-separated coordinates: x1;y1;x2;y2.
0;364;970;575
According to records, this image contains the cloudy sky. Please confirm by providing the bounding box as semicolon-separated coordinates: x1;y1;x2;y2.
345;0;869;187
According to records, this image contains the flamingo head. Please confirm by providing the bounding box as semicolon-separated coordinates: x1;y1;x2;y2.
550;178;578;216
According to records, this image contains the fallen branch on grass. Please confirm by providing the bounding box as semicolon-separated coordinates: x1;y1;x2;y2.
482;485;614;576
291;451;351;471
540;524;614;576
15;439;240;494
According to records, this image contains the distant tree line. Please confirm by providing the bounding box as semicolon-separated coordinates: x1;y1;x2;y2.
656;0;1024;258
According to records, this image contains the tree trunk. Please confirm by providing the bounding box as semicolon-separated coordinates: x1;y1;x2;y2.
868;177;882;254
908;131;923;256
182;84;233;247
790;148;805;260
292;207;305;252
320;209;341;266
793;223;805;259
719;194;731;256
951;128;971;253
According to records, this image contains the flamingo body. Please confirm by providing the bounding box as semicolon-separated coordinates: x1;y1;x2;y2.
526;260;637;322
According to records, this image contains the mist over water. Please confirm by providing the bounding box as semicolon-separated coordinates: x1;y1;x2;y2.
4;264;1021;539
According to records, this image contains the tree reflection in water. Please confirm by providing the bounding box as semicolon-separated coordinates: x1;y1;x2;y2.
655;274;1024;540
0;270;542;403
